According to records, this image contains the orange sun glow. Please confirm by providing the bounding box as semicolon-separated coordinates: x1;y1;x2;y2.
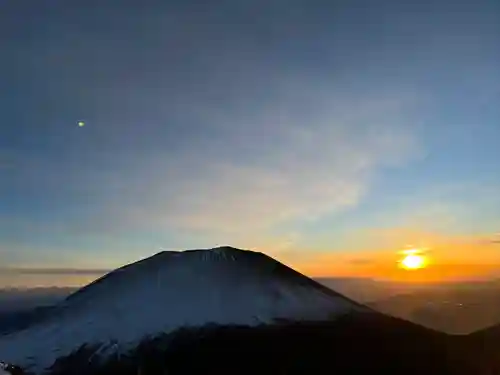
400;253;427;270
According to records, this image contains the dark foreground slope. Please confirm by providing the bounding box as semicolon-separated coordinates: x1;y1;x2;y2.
46;313;484;375
464;324;500;374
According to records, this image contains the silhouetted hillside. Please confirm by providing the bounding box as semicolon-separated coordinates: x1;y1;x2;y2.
44;314;484;375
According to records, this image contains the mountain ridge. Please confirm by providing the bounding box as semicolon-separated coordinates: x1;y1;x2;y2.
0;246;368;373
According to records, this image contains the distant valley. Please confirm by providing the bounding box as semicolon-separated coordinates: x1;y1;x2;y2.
367;280;500;334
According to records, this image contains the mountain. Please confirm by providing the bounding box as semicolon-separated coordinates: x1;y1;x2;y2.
0;247;367;373
368;281;500;334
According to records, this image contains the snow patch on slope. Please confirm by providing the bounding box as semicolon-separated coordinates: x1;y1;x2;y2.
0;247;366;373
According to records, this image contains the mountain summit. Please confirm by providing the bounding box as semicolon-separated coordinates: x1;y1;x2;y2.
0;247;367;373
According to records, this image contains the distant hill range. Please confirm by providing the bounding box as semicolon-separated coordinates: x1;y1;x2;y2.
368;280;500;334
0;288;76;313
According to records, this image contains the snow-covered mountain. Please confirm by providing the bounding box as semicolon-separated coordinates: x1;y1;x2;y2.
0;246;368;373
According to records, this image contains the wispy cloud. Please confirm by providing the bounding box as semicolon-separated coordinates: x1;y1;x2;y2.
484;233;500;244
63;90;423;244
2;81;424;264
348;258;376;265
493;233;500;242
0;268;109;276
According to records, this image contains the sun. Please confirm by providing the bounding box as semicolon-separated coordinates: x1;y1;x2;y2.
400;254;427;270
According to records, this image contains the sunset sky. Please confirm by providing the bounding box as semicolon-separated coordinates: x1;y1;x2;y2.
1;0;500;287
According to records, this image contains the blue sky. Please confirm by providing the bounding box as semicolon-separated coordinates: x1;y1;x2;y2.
1;0;499;285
